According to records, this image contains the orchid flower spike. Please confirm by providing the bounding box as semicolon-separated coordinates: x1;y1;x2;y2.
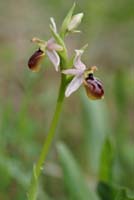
28;18;63;72
62;50;104;100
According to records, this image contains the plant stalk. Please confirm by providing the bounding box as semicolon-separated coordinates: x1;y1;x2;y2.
27;75;66;200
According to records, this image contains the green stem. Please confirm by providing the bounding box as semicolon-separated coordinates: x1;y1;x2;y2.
27;75;66;200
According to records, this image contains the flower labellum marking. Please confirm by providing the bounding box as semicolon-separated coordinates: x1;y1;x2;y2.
84;68;104;100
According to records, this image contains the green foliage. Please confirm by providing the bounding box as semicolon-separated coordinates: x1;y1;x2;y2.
80;93;109;174
57;142;99;200
115;189;134;200
97;181;118;200
99;138;115;183
97;182;134;200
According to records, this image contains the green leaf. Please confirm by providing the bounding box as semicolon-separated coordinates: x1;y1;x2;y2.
0;154;30;188
80;93;110;174
97;182;134;200
115;189;134;200
60;3;76;38
99;138;115;182
57;142;99;200
97;181;118;200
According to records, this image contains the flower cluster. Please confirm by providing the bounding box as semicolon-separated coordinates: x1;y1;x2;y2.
28;5;104;100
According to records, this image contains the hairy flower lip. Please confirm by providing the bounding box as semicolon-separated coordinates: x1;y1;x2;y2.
83;78;104;100
28;49;45;72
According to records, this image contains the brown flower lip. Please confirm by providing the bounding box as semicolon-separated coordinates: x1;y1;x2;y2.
84;73;104;100
28;49;45;72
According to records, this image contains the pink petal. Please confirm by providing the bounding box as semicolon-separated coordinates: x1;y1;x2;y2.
48;43;63;52
46;50;60;71
65;75;83;97
47;38;55;45
62;69;82;75
51;43;63;51
74;49;86;70
47;38;63;51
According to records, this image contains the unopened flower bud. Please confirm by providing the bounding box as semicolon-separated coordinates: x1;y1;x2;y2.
28;49;45;72
84;69;104;100
67;13;83;32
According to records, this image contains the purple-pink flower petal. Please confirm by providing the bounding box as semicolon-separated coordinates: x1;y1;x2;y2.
65;75;83;97
47;38;63;51
46;50;60;71
62;69;83;76
74;50;86;70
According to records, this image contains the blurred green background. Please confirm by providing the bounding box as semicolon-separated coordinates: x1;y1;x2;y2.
0;0;134;199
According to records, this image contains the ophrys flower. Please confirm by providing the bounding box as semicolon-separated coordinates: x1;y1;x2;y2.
28;37;63;72
28;18;63;72
62;49;104;100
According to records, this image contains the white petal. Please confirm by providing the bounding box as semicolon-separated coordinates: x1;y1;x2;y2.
46;50;60;71
50;17;57;33
68;13;84;31
65;75;83;97
74;49;86;70
62;69;82;75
